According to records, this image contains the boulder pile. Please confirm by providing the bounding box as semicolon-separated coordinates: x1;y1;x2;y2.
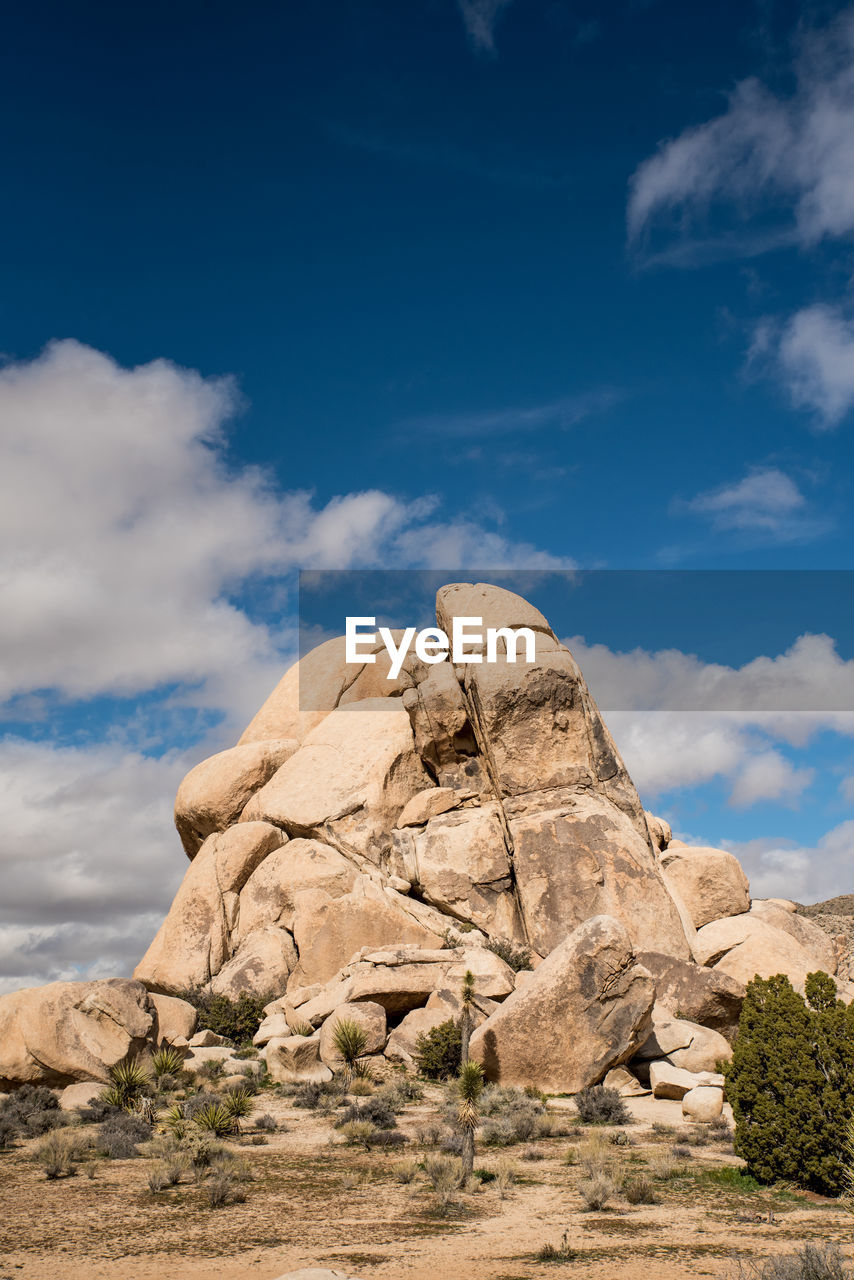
0;583;847;1101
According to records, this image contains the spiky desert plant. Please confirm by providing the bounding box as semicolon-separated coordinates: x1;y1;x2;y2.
151;1045;185;1080
842;1115;854;1215
332;1017;368;1082
459;969;476;1064
101;1056;150;1110
192;1103;234;1137
457;1059;484;1180
222;1087;253;1132
290;1020;314;1037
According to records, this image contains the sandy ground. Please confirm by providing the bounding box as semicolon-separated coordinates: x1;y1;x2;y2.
0;1087;850;1280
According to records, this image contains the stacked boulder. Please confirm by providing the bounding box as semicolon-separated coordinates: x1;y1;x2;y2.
0;583;844;1097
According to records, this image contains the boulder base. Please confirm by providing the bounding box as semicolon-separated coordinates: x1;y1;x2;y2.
469;915;654;1092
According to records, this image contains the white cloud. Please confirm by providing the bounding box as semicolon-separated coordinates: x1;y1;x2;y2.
0;340;567;725
628;9;854;251
0;738;188;994
568;631;854;715
773;304;854;426
679;467;810;534
457;0;514;53
721;821;854;904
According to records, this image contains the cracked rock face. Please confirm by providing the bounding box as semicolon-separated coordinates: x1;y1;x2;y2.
136;582;693;1011
5;582;843;1091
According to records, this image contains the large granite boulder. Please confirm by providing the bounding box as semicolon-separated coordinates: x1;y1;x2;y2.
507;788;691;959
694;913;831;993
659;841;750;930
174;739;298;858
635;951;745;1039
134;822;286;994
0;979;154;1088
469;915;655;1092
241;699;431;864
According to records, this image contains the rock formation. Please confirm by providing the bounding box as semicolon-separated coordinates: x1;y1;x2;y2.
0;582;846;1091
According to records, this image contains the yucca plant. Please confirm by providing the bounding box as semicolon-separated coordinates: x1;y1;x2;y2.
165;1103;188;1138
332;1017;368;1082
459;969;476;1063
457;1059;484;1180
192;1103;235;1137
101;1057;150;1110
290;1020;314;1037
151;1045;184;1080
222;1088;253;1133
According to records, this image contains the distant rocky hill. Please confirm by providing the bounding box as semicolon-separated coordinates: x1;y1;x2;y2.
1;583;849;1108
797;896;854;982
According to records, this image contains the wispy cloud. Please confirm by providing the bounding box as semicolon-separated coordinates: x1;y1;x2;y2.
627;9;854;260
399;388;620;439
457;0;514;54
672;466;830;543
752;304;854;428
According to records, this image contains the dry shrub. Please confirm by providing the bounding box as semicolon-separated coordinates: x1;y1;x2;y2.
579;1174;616;1210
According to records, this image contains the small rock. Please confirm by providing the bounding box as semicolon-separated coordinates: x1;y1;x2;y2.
682;1085;724;1122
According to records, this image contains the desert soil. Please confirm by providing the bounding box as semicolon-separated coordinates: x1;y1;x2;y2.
0;1090;850;1280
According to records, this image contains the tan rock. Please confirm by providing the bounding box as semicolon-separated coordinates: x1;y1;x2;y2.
0;979;154;1087
435;582;555;646
291;882;443;987
635;951;745;1040
384;1004;454;1065
253;1012;292;1046
695;914;822;993
750;901;837;974
149;993;197;1044
634;1004;731;1071
391;803;521;938
603;1066;649;1097
238;636;355;746
469;916;655;1093
509;790;691;959
210;926;297;998
649;1061;724;1100
660;842;750;930
242;699;431;864
645;811;672;851
188;1029;228;1047
265;1035;332;1084
237;838;358;939
402;662;480;781
397;787;461;828
174;739;298;857
58;1081;104;1110
319;1001;387;1068
134;822;285;994
682;1085;724;1122
288;945;514;1023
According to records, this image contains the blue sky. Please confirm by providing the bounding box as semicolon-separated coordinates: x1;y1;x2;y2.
1;0;853;990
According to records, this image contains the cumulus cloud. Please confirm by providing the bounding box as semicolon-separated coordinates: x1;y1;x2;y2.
0;340;567;722
678;466;814;536
767;303;854;426
0;738;188;994
628;9;854;251
721;821;854;904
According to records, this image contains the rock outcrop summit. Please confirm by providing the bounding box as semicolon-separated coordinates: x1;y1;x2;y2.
0;583;847;1093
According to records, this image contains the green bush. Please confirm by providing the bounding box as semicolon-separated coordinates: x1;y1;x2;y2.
574;1085;631;1126
485;938;534;972
180;987;276;1043
724;972;854;1196
414;1019;462;1079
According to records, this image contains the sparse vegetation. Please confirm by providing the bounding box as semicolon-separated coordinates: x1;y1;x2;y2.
414;1018;462;1079
574;1084;631;1126
485;938;534;972
151;1045;185;1080
331;1017;369;1081
96;1111;152;1159
181;987;276;1043
733;1244;851;1279
100;1057;150;1111
0;1084;65;1144
34;1129;88;1179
